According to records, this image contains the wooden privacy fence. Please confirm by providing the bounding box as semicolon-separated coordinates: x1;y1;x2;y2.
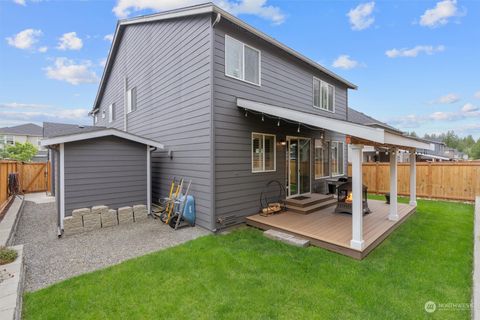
0;161;51;210
348;162;480;202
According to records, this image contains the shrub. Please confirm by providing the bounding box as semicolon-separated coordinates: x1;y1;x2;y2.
0;246;17;265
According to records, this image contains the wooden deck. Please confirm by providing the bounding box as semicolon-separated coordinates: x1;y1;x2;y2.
246;198;416;259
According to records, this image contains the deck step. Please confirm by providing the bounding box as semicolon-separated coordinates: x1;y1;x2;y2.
286;199;337;215
285;194;334;208
263;229;310;247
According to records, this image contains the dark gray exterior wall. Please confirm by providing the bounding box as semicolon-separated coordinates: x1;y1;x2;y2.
212;20;348;226
94;14;214;229
63;136;147;217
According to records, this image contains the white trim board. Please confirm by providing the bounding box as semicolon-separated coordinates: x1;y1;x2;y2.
59;143;65;230
41;128;165;149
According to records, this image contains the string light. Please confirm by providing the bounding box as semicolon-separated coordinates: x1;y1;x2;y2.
261;114;264;122
297;123;301;133
244;109;248;117
277;118;280;127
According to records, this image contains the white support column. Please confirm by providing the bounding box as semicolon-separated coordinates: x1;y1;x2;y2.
409;150;417;206
389;147;399;221
350;144;365;250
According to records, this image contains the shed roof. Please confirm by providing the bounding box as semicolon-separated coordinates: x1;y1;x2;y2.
92;2;356;113
41;127;164;149
0;123;43;136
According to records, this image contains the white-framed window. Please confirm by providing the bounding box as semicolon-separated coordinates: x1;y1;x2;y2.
314;139;329;179
225;35;261;86
127;87;137;113
108;103;115;123
313;77;335;112
6;135;14;146
252;132;276;173
102;110;106;119
331;141;344;176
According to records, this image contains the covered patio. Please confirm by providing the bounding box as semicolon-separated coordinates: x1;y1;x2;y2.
238;98;432;258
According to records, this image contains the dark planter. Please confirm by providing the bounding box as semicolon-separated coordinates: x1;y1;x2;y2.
385;193;390;204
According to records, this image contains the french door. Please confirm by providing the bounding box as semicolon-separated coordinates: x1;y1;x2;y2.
286;137;311;197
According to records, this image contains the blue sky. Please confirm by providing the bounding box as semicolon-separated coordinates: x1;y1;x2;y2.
0;0;479;138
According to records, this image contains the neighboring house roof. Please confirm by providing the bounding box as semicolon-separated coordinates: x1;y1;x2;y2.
41;127;165;149
347;108;402;134
0;123;43;136
92;2;357;113
43;122;105;138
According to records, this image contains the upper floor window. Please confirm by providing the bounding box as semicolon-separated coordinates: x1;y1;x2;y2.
225;35;261;86
127;87;137;113
313;77;334;112
6;135;14;145
108;103;115;123
331;141;344;176
252;132;275;173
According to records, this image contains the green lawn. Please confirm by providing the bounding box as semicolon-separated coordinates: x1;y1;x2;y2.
24;198;473;319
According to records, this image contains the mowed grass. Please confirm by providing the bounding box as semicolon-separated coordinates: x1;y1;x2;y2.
24;198;473;319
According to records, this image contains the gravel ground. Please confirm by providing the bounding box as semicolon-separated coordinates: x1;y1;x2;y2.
14;200;209;292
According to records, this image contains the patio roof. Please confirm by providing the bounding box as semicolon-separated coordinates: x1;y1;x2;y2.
237;98;432;150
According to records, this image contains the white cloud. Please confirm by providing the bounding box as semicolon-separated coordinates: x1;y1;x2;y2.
347;2;375;31
104;34;114;42
112;0;285;24
388;103;480;128
420;0;462;28
474;91;480;99
332;55;362;70
431;93;460;104
44;58;98;85
6;29;42;50
13;0;26;5
0;102;90;126
461;103;479;113
57;32;83;50
385;45;445;58
38;46;48;53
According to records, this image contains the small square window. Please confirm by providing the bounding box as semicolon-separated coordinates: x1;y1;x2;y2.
108;103;115;123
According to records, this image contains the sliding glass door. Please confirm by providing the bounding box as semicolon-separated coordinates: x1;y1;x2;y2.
287;137;311;197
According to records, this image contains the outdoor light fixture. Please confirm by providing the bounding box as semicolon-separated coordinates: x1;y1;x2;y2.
244;109;248;117
280;139;286;146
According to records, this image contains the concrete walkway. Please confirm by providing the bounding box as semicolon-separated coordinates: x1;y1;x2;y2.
13;195;209;292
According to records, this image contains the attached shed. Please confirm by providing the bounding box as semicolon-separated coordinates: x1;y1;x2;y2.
41;126;164;234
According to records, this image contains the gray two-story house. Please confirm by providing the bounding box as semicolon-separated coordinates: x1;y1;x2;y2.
86;3;428;233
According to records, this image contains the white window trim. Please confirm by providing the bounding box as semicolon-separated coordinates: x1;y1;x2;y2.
331;140;345;177
127;88;136;114
314;140;330;179
225;35;262;87
94;113;98;124
108;103;114;123
102;110;106;119
251;132;276;173
312;76;335;113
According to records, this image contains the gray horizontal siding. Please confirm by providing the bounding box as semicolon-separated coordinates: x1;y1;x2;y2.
95;14;213;229
63;136;147;217
213;20;349;225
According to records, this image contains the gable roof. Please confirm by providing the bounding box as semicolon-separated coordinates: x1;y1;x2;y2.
41;127;164;149
0;123;43;136
347;108;402;134
43;122;105;138
92;2;357;113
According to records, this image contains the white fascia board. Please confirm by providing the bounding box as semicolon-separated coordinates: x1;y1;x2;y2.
121;5;213;26
384;131;433;150
237;98;384;143
41;129;165;149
